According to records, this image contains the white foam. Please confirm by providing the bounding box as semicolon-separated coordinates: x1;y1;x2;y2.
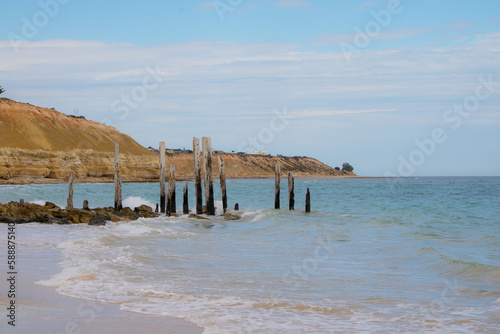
30;199;51;206
122;196;155;211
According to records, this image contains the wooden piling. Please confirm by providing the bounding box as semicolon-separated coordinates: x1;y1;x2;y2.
202;137;215;215
67;172;74;209
114;141;122;211
193;138;203;215
305;188;311;213
218;156;227;213
159;141;166;213
288;171;294;210
19;199;24;205
275;163;280;209
183;180;189;214
83;200;89;210
169;164;176;214
234;203;239;211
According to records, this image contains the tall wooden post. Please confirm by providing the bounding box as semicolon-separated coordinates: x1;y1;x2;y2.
159;141;166;213
288;171;294;210
169;164;176;214
114;141;122;211
193;138;203;215
305;188;311;213
183;180;189;214
274;163;280;209
202;137;215;215
67;172;74;209
218;156;227;213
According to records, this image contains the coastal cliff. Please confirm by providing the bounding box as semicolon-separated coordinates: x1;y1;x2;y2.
0;99;355;183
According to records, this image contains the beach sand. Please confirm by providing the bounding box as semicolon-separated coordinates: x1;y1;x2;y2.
4;275;203;334
1;236;203;334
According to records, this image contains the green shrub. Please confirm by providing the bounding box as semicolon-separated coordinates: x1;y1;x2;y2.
342;162;353;172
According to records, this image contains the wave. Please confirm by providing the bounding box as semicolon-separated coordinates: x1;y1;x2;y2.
122;196;156;211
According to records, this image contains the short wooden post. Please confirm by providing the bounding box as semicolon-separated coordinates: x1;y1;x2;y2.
218;156;227;213
183;180;189;214
234;203;239;211
67;172;74;209
305;188;310;213
159;141;166;213
169;164;176;214
83;200;89;210
288;171;294;210
155;203;159;213
19;199;24;205
114;141;122;211
274;163;280;209
193;138;203;215
202;137;215;215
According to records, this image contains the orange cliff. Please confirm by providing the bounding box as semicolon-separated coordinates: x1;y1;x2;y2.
0;99;355;183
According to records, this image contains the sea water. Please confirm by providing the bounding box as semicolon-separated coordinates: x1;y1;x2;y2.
1;177;499;333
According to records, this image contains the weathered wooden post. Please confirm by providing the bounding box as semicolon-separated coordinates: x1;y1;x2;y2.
193;138;203;215
159;141;166;213
83;200;89;210
202;137;215;215
67;172;74;209
169;164;176;214
218;156;227;213
234;203;239;211
114;142;122;211
288;171;294;210
275;163;280;209
305;188;311;213
183;180;189;214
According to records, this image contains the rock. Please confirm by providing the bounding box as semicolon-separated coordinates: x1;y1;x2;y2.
44;202;60;210
221;213;241;221
88;215;107;226
188;214;209;220
0;216;30;224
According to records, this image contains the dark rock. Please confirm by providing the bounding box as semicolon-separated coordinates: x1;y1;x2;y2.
0;216;30;224
89;215;107;226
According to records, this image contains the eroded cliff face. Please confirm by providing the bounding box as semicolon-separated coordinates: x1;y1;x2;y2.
0;149;353;183
0;99;354;183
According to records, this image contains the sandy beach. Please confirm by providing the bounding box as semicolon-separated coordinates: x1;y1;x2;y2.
1;225;203;334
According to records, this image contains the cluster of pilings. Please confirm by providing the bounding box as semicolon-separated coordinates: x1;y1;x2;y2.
157;137;227;216
274;164;311;213
106;139;310;216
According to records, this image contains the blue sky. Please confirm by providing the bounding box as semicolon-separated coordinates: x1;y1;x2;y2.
1;0;499;176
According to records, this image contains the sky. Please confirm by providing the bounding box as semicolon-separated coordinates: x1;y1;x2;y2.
0;0;499;176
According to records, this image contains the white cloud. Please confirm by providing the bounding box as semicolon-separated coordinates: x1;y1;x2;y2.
1;32;498;160
293;109;397;117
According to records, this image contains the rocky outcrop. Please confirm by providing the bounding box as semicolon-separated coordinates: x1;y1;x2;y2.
0;201;159;225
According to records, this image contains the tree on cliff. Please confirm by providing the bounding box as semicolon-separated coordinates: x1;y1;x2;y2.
0;86;5;95
342;162;354;172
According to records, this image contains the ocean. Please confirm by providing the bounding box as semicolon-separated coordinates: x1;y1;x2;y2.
1;177;499;333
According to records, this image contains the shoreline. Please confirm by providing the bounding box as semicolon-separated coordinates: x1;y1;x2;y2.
0;174;364;185
4;223;204;334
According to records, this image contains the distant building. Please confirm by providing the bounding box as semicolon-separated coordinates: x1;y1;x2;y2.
147;146;160;154
248;151;270;156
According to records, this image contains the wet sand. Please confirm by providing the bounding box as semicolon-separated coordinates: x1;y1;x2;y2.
2;244;203;334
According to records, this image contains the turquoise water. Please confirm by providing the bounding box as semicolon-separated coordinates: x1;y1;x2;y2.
1;177;499;333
